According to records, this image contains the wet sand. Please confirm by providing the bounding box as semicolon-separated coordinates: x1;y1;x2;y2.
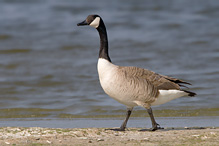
0;127;218;146
1;116;219;128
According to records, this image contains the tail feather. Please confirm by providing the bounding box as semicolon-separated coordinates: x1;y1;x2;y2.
163;76;192;86
182;90;196;97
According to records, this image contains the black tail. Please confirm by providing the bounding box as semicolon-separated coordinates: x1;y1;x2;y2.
164;76;192;86
182;90;197;97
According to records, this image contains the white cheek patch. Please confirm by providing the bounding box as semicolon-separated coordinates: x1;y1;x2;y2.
90;17;100;28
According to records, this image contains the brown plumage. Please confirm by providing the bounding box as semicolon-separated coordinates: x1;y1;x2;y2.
118;66;195;96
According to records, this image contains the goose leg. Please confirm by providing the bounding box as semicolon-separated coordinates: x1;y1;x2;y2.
147;107;163;131
119;108;133;130
108;108;133;131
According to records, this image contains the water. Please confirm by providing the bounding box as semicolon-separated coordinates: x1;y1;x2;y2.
0;0;218;127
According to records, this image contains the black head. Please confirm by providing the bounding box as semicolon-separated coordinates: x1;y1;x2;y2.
77;15;101;28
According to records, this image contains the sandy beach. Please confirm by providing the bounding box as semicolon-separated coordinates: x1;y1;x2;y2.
0;127;218;146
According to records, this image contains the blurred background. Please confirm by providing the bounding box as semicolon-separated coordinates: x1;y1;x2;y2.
0;0;218;126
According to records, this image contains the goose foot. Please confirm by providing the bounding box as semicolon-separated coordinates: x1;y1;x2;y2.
139;123;164;131
151;123;164;131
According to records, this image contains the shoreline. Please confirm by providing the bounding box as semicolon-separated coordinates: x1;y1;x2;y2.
0;127;218;145
1;116;219;128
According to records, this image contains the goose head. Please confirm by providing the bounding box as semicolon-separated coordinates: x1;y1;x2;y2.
77;15;101;28
77;14;111;62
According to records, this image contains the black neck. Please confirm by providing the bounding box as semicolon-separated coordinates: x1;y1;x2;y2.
96;20;111;62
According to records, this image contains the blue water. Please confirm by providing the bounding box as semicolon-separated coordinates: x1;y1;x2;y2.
0;0;218;125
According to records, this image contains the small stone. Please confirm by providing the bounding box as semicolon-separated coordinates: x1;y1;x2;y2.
201;136;208;140
88;140;92;143
143;138;149;141
46;140;52;144
17;128;21;131
5;142;10;145
36;138;40;140
97;138;104;142
114;133;119;136
192;135;200;137
79;137;88;139
210;132;216;135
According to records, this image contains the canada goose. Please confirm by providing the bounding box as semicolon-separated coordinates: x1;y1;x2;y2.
77;14;196;131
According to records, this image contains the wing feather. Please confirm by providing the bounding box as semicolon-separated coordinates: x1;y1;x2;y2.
119;66;191;90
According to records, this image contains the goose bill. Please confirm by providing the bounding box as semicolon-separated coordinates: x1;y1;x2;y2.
77;20;88;26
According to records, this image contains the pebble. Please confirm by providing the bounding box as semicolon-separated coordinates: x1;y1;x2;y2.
46;140;52;144
79;137;88;139
5;142;10;145
143;138;149;141
16;128;21;131
210;132;216;135
201;136;208;140
97;138;104;142
191;135;200;137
